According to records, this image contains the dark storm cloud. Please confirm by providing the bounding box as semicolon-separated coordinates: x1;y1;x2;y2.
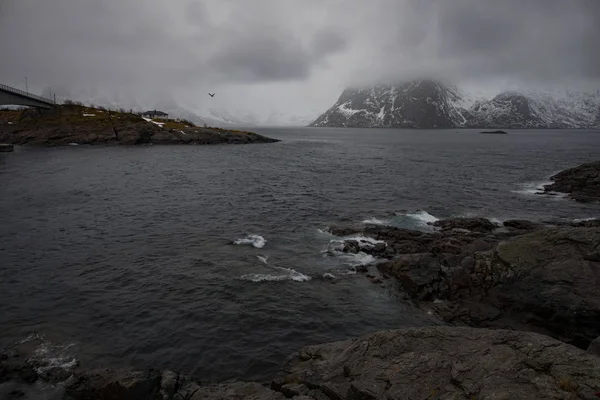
0;0;346;91
0;0;597;113
208;27;346;82
351;0;600;86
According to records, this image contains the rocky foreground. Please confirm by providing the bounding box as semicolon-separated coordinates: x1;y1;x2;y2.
3;325;600;399
0;106;278;146
544;160;600;202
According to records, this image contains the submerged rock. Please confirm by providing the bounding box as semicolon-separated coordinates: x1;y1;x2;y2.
503;219;540;231
433;217;499;233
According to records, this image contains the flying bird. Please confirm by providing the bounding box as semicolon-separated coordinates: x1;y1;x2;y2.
208;93;215;97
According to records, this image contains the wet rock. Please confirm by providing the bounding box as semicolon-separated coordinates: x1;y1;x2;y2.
372;242;387;255
354;218;600;350
191;382;292;400
575;219;600;228
65;369;163;399
274;326;600;400
342;240;359;254
503;219;539;230
433;217;498;233
327;226;362;237
544;160;600;202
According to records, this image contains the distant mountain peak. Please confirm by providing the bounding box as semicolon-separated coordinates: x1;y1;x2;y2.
311;80;600;129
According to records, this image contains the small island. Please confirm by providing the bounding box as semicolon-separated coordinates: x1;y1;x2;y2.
0;104;278;146
480;130;508;134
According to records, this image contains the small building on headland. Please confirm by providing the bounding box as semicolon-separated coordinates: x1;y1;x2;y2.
141;110;169;119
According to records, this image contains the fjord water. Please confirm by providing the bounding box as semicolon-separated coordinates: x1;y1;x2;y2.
1;128;599;383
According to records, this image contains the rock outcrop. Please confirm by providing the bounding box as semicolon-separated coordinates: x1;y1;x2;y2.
4;326;600;399
329;218;600;349
274;326;600;400
544;160;600;202
0;105;278;146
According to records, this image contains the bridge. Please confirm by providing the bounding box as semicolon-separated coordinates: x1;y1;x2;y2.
0;83;55;109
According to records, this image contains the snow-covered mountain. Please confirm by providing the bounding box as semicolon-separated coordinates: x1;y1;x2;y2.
311;80;600;129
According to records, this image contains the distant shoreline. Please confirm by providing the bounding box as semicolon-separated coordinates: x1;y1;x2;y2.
0;105;279;146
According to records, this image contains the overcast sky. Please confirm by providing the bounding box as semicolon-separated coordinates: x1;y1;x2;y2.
1;0;599;120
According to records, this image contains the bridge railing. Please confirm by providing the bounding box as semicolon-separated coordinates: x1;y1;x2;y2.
0;83;55;105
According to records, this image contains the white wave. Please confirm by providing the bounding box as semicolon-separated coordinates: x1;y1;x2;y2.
20;335;79;375
398;210;439;224
362;217;391;225
18;332;43;344
359;210;439;231
512;181;569;200
240;266;311;283
317;228;332;235
573;217;598;222
342;235;387;248
512;180;552;196
234;234;266;248
257;255;268;264
337;251;378;267
322;272;335;280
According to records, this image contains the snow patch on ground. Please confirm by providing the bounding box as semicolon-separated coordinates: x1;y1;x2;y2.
142;116;164;127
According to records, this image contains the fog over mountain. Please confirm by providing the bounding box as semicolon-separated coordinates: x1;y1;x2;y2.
1;0;598;125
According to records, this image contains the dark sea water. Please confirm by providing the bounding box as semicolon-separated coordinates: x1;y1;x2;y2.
1;127;599;383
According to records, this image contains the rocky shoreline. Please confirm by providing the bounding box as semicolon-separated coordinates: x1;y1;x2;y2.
3;324;600;399
0;106;278;146
329;216;600;349
2;162;600;399
543;160;600;202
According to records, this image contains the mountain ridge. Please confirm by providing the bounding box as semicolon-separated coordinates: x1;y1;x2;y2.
310;80;600;129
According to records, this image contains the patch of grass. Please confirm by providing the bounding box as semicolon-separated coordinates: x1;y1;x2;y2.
558;376;577;392
205;126;253;135
15;104;145;129
152;118;195;130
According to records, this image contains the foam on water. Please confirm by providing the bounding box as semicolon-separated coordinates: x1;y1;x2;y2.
399;210;439;224
240;266;311;283
362;210;439;230
234;234;266;248
512;180;552;196
337;251;378;267
343;235;387;248
362;217;391;225
17;334;79;375
257;255;268;264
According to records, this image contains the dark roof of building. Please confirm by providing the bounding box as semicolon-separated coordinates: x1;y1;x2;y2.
142;110;168;116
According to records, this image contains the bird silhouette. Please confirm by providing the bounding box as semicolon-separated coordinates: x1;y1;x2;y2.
208;93;215;97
